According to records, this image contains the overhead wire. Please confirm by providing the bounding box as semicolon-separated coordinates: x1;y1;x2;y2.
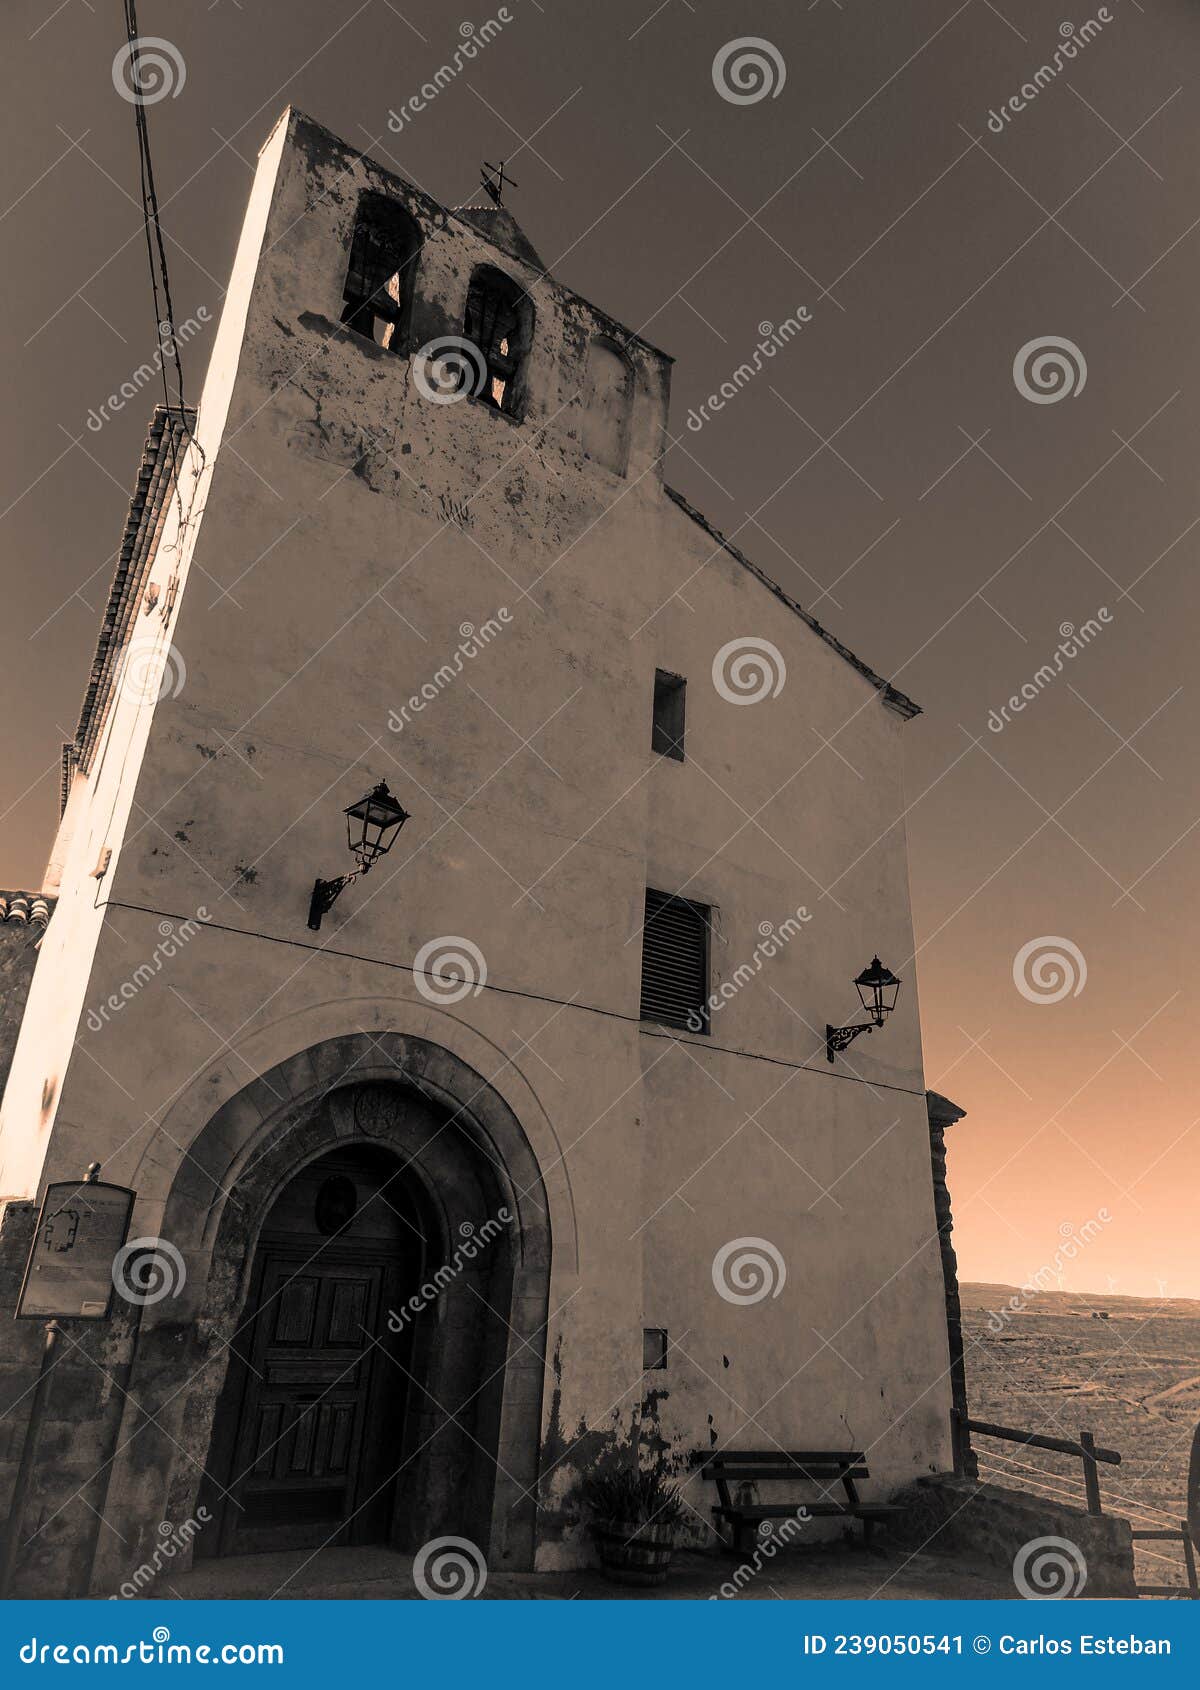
119;0;206;541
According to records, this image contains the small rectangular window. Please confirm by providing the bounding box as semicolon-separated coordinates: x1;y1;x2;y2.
639;887;710;1033
643;1328;669;1371
651;670;685;761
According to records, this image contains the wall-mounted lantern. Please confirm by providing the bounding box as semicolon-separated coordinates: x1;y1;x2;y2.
826;955;902;1062
308;780;410;931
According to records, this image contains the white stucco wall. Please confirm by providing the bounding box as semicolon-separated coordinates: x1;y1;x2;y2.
0;115;290;1201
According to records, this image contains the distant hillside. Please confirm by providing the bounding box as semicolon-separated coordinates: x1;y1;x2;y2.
961;1286;1200;1592
960;1282;1200;1320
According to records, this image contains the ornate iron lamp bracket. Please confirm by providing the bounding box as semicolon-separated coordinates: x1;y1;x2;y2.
826;1020;878;1063
308;871;358;932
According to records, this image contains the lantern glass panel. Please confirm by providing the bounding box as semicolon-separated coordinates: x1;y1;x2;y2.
343;783;409;868
853;957;901;1021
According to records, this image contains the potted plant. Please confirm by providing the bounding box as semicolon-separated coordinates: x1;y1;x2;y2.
582;1466;686;1587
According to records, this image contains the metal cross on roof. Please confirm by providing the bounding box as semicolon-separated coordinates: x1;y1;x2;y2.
481;159;518;205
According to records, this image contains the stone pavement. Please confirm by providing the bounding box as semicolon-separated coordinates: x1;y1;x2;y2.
159;1542;1015;1601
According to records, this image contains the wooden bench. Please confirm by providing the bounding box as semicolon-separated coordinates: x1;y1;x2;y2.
694;1450;902;1552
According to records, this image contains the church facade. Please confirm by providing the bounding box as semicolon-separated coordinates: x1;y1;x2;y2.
0;110;957;1594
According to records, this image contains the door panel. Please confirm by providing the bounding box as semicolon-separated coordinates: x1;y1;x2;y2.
273;1276;318;1344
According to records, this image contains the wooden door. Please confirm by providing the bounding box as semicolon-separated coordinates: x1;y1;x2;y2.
220;1249;403;1555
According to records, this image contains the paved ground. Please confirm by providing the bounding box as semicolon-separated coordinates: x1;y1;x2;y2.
162;1542;1015;1601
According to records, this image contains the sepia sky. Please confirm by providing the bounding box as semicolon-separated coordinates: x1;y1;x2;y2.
2;0;1199;1296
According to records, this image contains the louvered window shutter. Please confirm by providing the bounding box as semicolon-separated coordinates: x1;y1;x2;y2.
639;888;710;1032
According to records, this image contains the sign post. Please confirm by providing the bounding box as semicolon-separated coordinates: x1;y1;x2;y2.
0;1165;135;1598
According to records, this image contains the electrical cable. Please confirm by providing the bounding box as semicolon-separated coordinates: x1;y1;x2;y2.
119;0;206;537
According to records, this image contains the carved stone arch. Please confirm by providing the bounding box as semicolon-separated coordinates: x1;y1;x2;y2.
89;1034;554;1588
160;1032;553;1272
127;1013;578;1273
580;333;634;475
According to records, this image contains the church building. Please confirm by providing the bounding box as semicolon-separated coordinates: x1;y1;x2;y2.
0;110;963;1595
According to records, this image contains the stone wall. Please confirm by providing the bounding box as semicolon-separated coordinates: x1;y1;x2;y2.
925;1091;975;1476
0;1199;146;1598
0;923;45;1111
893;1474;1137;1598
0;1202;41;1499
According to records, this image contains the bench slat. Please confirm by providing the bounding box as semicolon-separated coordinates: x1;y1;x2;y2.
701;1450;865;1465
715;1504;827;1518
706;1466;865;1480
714;1503;902;1521
700;1464;868;1481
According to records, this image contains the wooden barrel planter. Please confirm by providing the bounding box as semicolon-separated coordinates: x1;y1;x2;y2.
592;1520;677;1587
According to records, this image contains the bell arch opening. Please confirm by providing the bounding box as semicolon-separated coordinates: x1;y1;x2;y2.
580;334;634;475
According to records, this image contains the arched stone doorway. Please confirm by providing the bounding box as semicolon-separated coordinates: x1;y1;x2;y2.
129;1036;557;1576
201;1142;429;1556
